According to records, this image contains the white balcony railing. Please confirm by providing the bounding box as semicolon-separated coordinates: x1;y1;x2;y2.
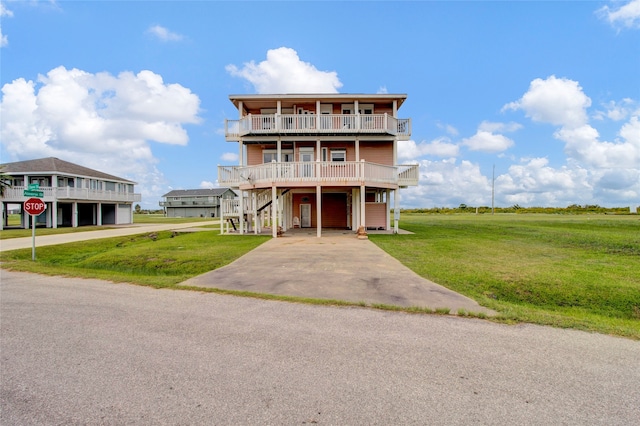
1;186;142;203
218;161;419;188
225;114;411;140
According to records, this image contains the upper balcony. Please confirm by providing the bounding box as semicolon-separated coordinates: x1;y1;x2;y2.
225;114;411;141
218;161;419;190
1;186;142;204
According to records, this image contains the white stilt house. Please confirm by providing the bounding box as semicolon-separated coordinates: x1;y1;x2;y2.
218;94;418;237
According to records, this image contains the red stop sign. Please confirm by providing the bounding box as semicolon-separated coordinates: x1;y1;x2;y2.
24;198;46;216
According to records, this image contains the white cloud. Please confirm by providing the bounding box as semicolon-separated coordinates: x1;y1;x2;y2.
462;131;515;153
593;98;638;121
377;86;388;94
503;75;591;128
460;121;520;153
221;152;238;162
226;47;342;94
200;181;215;189
0;66;201;207
597;0;640;30
397;138;459;161
0;1;13;47
436;122;459;136
146;25;184;42
401;159;490;207
478;121;522;133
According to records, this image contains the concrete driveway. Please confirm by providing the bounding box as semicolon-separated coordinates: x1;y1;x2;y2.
181;231;495;315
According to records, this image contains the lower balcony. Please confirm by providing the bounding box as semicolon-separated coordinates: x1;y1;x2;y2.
1;186;142;203
218;161;419;189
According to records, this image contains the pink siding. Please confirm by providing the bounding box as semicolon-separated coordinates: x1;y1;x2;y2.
246;145;262;166
365;203;387;229
360;142;393;166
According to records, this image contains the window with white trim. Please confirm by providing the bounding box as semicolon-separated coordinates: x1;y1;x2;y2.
331;150;346;162
263;149;293;163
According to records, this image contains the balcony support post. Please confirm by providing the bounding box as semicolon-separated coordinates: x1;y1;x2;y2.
316;185;322;238
239;190;244;235
360;185;366;230
386;189;391;231
272;185;277;238
394;188;400;234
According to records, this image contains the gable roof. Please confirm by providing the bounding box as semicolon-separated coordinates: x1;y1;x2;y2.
0;157;136;184
162;188;236;198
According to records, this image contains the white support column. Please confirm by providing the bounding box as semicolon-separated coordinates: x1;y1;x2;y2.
253;191;258;235
355;138;360;162
0;202;4;230
72;202;78;227
360;184;366;230
386;189;391;230
394;189;400;234
220;200;225;234
316;185;322;238
97;202;102;226
272;185;277;238
352;188;359;231
277;138;282;162
52;201;58;229
239;190;244;234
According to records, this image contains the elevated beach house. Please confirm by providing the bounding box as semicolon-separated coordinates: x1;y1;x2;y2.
0;157;141;229
218;93;419;237
160;188;236;218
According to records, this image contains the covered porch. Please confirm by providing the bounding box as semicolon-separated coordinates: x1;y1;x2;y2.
220;185;404;238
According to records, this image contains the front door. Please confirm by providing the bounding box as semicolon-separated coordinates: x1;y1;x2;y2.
300;204;311;227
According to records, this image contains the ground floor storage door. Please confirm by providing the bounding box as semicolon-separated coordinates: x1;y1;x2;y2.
322;193;347;228
117;204;132;224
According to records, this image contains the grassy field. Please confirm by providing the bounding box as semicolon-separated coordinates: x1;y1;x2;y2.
370;213;640;339
1;213;638;338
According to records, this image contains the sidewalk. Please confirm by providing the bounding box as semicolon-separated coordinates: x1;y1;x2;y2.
0;221;216;252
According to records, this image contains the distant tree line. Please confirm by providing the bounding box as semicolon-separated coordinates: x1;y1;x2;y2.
401;204;636;215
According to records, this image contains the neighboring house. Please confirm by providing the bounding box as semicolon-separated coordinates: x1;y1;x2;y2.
218;93;419;237
0;157;141;230
160;188;236;218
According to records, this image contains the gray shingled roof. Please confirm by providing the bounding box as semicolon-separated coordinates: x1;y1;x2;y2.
0;157;136;183
162;188;235;197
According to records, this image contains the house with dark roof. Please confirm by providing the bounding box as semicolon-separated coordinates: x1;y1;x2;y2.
160;188;236;218
1;157;141;229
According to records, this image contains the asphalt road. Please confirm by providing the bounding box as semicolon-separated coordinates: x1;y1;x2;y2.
1;270;639;425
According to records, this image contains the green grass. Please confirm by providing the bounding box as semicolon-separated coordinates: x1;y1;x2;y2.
0;231;269;287
369;213;640;339
1;213;639;339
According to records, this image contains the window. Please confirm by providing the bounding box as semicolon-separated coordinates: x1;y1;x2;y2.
263;149;293;163
331;150;346;162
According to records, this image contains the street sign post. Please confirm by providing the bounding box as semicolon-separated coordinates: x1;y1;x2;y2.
24;197;46;261
23;190;44;197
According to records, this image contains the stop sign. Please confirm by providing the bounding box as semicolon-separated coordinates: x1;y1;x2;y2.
24;198;46;216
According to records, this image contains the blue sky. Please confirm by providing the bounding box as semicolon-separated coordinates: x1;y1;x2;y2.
1;0;638;209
